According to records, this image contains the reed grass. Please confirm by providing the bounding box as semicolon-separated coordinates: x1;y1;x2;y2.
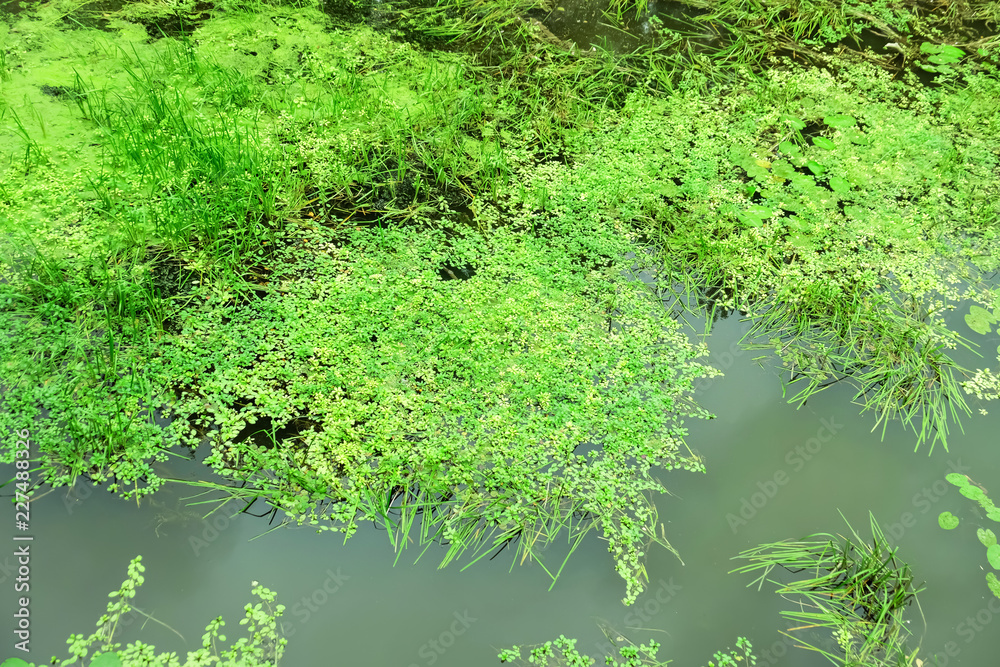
738;286;975;453
732;513;924;667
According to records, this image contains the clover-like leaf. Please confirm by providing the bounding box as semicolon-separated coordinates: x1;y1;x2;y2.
939;511;960;529
978;528;997;547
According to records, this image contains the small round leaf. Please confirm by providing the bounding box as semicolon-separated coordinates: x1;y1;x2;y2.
988;544;1000;570
978;528;997;547
965;306;996;335
939;511;960;529
829;176;852;194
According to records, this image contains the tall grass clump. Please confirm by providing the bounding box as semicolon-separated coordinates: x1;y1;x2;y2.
732;513;924;667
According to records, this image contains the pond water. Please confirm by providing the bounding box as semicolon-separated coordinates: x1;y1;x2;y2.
3;305;998;666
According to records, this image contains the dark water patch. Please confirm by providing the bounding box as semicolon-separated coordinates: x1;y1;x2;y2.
438;262;476;281
137;1;215;40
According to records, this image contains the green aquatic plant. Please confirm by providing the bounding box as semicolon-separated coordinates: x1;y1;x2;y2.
940;473;1000;600
497;634;756;666
959;293;1000;407
0;556;285;667
640;53;999;452
917;42;965;79
3;0;1000;616
731;513;923;667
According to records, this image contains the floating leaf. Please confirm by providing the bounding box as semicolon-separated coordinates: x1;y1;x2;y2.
789;173;816;190
786;215;810;232
0;659;32;667
805;160;825;176
940;45;965;60
965;305;996;335
928;54;957;65
979;528;998;547
824;114;857;129
960;485;986;501
938;511;960;529
989;508;1000;523
988;544;1000;570
829;176;852;194
787;233;816;251
772;161;797;179
813;137;835;150
89;654;123;667
988;572;1000;599
843;204;868;220
945;472;970;487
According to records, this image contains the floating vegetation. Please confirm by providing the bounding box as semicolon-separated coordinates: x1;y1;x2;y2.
939;473;1000;600
1;0;999;623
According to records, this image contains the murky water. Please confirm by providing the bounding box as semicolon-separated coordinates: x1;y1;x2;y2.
3;307;999;665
